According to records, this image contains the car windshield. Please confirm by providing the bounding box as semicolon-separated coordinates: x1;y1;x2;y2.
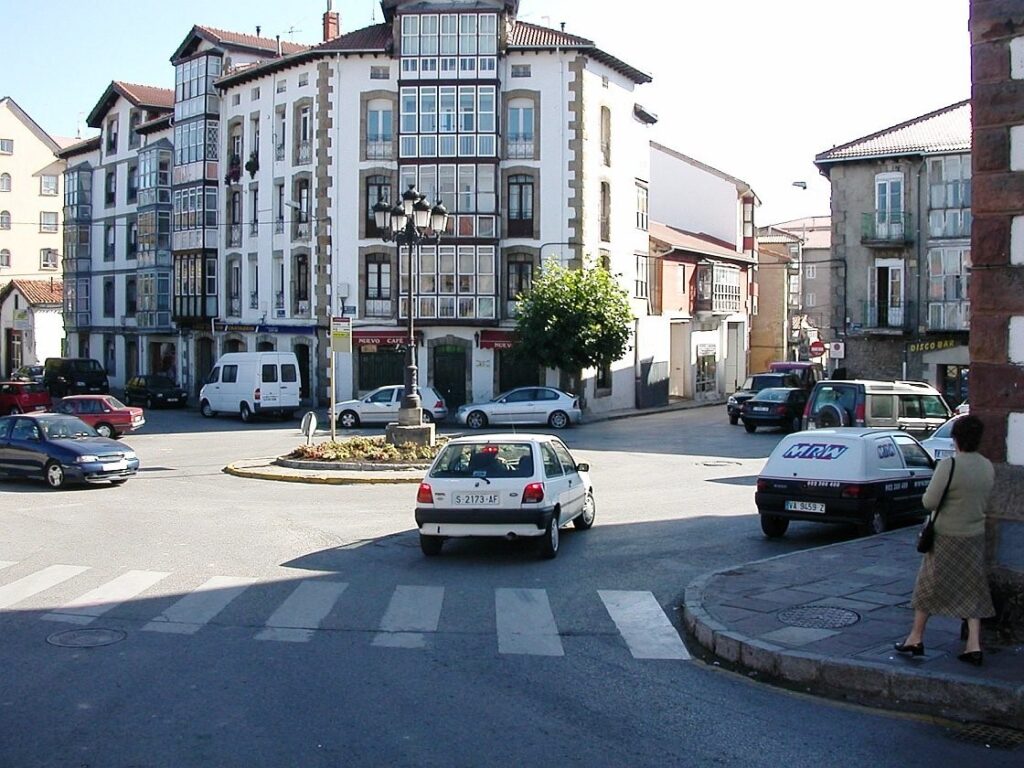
149;376;175;387
41;417;97;439
69;360;103;373
932;416;960;440
752;388;792;403
430;443;534;479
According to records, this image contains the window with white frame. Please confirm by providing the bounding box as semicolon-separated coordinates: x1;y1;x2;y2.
0;249;10;267
507;99;534;159
0;210;10;229
635;253;650;299
40;211;58;233
928;155;971;238
635;181;648;231
0;138;12;154
805;263;816;280
0;173;10;192
928;247;971;330
805;292;816;307
366;100;393;159
40;248;59;269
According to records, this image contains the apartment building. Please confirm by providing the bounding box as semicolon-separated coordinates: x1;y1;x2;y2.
0;97;68;374
211;0;655;412
648;143;758;399
815;101;971;404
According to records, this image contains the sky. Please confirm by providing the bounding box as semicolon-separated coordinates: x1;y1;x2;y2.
1;0;971;225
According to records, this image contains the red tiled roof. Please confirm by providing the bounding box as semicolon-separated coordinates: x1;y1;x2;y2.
507;21;594;48
10;279;63;306
114;81;174;110
315;23;392;52
195;25;310;55
816;101;970;164
650;222;753;264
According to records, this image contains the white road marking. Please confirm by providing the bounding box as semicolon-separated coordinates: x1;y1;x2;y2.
42;570;171;625
598;590;691;660
495;588;564;657
142;576;256;635
372;585;445;649
0;565;90;610
255;581;348;643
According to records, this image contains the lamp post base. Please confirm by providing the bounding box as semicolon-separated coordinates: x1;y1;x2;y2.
385;421;436;447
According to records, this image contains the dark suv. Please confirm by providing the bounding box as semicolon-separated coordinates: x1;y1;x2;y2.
727;372;801;425
43;358;109;398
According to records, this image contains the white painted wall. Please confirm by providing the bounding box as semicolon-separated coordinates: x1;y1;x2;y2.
650;144;742;247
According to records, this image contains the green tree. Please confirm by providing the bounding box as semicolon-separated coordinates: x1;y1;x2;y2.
514;261;633;380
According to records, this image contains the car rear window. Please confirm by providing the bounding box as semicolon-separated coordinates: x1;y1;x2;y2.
752;388;791;402
811;384;857;415
12;383;46;394
431;443;534;479
750;375;785;390
69;360;103;373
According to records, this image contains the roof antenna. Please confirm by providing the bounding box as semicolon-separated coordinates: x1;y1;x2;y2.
256;25;262;37
560;21;566;32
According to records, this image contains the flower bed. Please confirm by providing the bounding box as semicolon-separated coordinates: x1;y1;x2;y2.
286;435;447;464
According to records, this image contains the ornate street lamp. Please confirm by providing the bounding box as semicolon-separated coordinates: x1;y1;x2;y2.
373;184;448;423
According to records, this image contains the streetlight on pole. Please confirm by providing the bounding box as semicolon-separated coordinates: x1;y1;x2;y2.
373;183;448;425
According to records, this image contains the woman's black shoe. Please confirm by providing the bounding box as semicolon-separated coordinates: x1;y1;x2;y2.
957;651;983;666
894;641;925;656
960;619;968;641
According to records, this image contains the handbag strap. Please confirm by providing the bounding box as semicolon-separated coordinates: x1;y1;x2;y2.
932;457;956;520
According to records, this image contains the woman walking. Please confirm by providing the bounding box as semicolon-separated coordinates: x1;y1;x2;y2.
895;415;995;665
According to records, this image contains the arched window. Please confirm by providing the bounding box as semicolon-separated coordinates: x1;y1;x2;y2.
0;173;10;192
0;210;10;229
0;249;10;267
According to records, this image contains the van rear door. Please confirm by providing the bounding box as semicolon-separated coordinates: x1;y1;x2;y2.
259;358;283;408
279;356;301;407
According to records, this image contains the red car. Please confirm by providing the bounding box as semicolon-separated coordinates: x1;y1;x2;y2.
0;381;52;415
54;395;145;439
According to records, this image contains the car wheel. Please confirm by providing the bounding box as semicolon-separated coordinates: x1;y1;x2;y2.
338;410;360;428
110;479;128;486
466;410;487;430
789;416;802;433
862;510;887;537
421;410;434;424
539;512;560;559
420;534;443;556
573;492;596;530
744;422;757;433
95;423;115;439
548;410;569;429
45;461;65;489
240;403;253;423
8;406;20;415
200;400;215;418
729;414;739;426
145;397;154;410
760;514;789;538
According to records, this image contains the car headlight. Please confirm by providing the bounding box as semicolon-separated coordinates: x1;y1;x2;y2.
156;393;164;398
121;451;137;460
75;455;99;463
76;380;86;386
727;396;737;405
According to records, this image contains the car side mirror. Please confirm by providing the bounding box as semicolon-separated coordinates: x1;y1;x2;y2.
576;462;590;472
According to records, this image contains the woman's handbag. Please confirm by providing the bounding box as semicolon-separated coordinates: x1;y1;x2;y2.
917;458;956;554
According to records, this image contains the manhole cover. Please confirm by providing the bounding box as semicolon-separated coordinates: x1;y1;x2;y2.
946;722;1024;750
777;606;860;629
46;628;126;648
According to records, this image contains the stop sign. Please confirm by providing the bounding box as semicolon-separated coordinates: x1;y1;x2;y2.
809;339;826;357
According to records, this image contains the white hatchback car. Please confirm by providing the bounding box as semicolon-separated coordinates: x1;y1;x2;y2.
333;385;448;427
455;387;582;430
920;415;962;460
415;434;595;558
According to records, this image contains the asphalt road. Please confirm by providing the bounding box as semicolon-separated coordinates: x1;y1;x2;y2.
0;405;1015;767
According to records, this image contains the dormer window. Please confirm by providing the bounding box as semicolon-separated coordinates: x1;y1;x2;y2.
106;117;119;154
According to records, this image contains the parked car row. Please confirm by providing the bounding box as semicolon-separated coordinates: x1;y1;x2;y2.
0;382;145;440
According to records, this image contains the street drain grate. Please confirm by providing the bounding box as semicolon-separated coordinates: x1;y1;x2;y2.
946;723;1024;750
46;628;126;648
777;606;860;629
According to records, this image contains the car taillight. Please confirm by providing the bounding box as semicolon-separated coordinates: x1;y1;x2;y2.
841;484;866;499
522;482;545;503
434;400;444;409
854;402;865;425
254;388;261;401
774;405;788;415
572;399;579;409
756;479;769;492
802;400;812;419
417;483;434;504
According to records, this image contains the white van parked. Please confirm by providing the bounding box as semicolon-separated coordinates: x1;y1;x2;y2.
199;352;301;422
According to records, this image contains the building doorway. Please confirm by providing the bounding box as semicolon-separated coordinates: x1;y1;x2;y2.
433;344;467;409
497;348;539;393
125;339;138;381
295;342;311;401
196;337;214;399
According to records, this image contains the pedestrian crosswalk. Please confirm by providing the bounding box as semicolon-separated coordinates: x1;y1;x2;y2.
0;560;691;661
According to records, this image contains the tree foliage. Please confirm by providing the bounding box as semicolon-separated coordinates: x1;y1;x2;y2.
513;261;633;373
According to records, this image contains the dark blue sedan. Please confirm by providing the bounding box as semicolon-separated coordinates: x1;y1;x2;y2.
0;413;139;489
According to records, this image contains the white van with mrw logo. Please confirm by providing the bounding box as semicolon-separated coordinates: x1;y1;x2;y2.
199;352;301;422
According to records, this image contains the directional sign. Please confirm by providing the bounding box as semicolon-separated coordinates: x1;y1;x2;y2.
330;316;352;353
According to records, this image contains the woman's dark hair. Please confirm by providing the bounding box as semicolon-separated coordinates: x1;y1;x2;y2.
952;415;984;453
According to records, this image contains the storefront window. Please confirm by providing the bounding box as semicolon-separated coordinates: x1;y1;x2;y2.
696;353;717;394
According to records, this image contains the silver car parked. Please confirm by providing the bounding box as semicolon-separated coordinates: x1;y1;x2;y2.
333;385;448;427
455;387;582;430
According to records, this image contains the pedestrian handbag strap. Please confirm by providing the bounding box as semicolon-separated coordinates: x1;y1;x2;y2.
930;457;956;522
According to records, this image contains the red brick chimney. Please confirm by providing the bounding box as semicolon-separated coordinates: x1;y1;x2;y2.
323;0;340;42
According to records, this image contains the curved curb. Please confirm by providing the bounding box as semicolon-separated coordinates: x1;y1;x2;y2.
682;550;1024;727
275;457;431;472
223;463;423;485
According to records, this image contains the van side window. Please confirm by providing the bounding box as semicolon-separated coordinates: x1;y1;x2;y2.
920;396;949;418
893;436;932;468
281;364;297;382
541;444;564;478
222;365;239;384
869;395;893;419
898;396;922;418
207;367;220;384
262;364;278;383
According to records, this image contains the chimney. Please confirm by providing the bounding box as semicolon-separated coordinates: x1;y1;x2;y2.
276;34;282;56
323;0;341;42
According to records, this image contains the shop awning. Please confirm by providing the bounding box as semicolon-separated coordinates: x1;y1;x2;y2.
479;330;518;350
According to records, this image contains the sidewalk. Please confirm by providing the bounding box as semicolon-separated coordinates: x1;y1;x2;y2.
683;527;1024;727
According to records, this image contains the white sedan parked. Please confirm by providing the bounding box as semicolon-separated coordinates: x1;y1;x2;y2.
415;433;595;558
455;387;582;429
332;385;448;427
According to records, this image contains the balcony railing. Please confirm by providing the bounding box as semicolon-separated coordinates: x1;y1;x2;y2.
228;224;242;248
274;218;284;234
507;138;534;159
274;290;285;309
863;299;916;332
229;297;241;316
250;291;259;310
274;144;285;162
366;139;392;160
861;212;913;245
295;141;312;165
294;221;310;240
249;221;259;237
364;298;391;317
